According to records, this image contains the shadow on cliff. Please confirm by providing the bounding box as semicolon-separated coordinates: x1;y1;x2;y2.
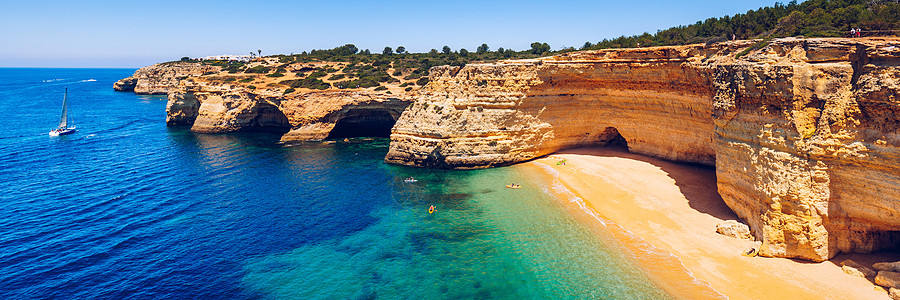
555;146;739;221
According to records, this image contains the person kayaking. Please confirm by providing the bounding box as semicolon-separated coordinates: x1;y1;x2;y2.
428;205;436;214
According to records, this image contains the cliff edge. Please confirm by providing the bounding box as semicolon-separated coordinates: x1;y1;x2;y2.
166;80;412;141
386;37;900;262
116;59;415;142
114;62;218;94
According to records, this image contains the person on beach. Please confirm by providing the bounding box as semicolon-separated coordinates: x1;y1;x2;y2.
850;28;856;37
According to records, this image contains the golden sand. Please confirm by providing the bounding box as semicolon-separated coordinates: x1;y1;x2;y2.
525;147;893;300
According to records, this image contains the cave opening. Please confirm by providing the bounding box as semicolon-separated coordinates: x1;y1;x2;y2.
874;230;900;252
597;127;628;148
326;109;397;139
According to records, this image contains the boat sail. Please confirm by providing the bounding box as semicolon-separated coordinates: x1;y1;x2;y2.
49;88;77;136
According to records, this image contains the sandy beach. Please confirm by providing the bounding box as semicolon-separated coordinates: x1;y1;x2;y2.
526;147;896;300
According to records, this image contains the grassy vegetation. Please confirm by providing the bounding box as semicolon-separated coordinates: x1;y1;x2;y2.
280;77;331;90
181;0;900;95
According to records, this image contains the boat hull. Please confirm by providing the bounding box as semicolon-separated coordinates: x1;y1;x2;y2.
49;128;76;136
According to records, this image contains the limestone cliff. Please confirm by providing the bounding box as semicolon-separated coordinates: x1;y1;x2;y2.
386;37;900;262
713;38;900;262
114;62;217;94
386;42;753;168
118;57;420;139
166;81;412;141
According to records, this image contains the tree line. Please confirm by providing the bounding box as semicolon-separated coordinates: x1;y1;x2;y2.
583;0;900;50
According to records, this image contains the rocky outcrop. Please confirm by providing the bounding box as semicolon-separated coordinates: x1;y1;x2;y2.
716;220;753;240
841;259;877;278
876;261;900;272
386;37;900;262
114;62;217;94
113;77;137;92
878;271;900;289
165;81;413;140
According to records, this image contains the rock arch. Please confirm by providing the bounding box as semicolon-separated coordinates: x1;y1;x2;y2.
326;109;399;139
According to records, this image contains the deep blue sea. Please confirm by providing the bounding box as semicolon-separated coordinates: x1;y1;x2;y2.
0;68;669;299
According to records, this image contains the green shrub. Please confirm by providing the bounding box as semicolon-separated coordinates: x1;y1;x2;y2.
416;77;429;86
248;85;257;90
245;66;270;73
374;86;387;91
239;78;254;83
266;73;285;78
307;70;327;79
405;87;413;92
222;62;246;73
281;77;331;90
736;38;772;58
284;88;296;94
328;74;345;80
403;73;422;80
335;77;380;89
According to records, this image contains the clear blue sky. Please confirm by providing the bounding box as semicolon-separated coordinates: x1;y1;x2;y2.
1;0;782;68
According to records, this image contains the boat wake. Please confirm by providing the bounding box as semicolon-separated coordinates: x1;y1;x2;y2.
41;78;98;86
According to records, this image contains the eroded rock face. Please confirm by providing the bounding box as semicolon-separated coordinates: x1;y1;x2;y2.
114;62;217;94
716;220;753;240
165;81;413;139
387;37;900;262
386;42;748;168
279;91;412;142
713;38;900;261
113;77;137;92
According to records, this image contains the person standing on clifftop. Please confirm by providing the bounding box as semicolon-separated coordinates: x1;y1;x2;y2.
851;28;856;37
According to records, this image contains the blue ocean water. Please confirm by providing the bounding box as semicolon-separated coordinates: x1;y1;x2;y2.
0;68;669;299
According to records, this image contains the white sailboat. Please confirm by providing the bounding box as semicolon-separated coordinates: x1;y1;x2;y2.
49;88;77;136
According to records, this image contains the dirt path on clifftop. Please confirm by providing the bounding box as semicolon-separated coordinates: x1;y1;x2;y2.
528;147;889;300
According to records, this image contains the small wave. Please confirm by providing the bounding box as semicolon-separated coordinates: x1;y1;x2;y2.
80;79;97;83
532;162;727;299
43;78;70;83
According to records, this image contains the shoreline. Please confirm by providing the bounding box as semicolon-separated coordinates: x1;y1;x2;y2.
523;147;892;300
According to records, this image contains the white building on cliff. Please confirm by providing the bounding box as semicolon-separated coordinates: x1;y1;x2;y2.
201;55;251;62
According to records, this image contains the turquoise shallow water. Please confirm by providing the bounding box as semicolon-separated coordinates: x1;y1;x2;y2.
0;68;668;299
